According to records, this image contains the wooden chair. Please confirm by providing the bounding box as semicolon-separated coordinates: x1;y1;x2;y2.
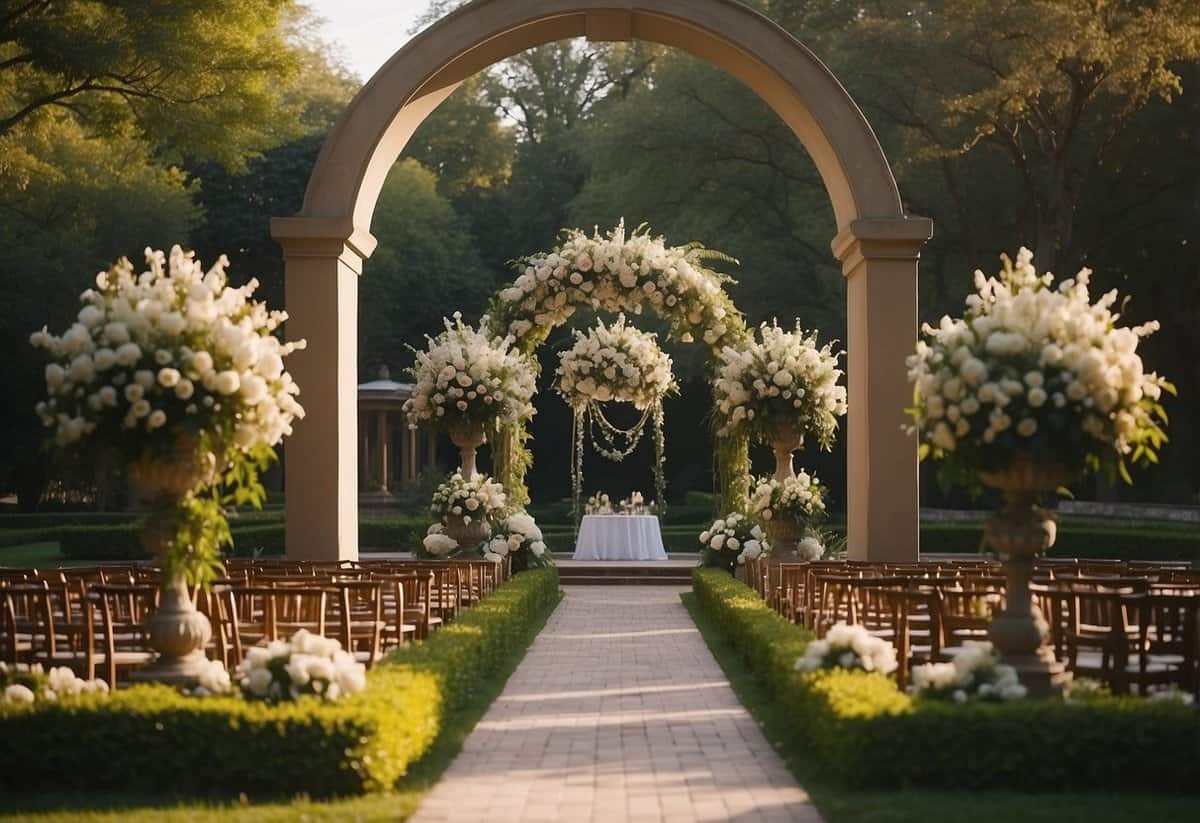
86;584;158;687
330;580;385;667
1127;594;1199;698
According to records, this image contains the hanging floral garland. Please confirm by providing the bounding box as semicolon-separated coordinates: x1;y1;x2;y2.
555;315;678;522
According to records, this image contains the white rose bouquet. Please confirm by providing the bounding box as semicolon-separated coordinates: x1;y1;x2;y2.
430;470;507;528
236;629;366;703
910;641;1026;702
555;314;677;410
486;222;746;352
698;512;769;570
29;246;305;584
907;248;1172;486
404;313;537;432
748;471;827;529
483;510;551;569
713;320;847;448
795;622;898;676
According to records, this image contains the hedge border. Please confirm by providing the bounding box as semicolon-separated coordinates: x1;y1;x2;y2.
0;566;560;798
692;568;1200;792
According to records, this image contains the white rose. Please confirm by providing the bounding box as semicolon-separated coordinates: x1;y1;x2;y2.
214;370;240;395
175;379;195;400
157;368;181;388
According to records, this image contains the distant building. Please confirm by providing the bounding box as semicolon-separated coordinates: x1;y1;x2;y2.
358;365;438;500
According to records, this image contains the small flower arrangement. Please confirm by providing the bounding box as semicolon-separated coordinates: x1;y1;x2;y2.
422;522;459;556
555;314;677;410
910;641;1026;702
430;470;507;526
236;629;366;702
584;492;613;515
404;313;537;432
29;246;306;584
1;662;109;704
907;248;1172;486
699;512;769;569
187;658;234;697
748;471;826;527
483;510;551;568
713;320;847;446
795;622;898;675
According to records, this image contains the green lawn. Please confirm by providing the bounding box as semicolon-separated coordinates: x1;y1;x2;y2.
0;597;562;822
0;541;66;568
680;591;1200;823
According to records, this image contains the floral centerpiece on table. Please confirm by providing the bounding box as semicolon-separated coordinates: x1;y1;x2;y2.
29;246;306;686
556;315;678;521
584;493;613;515
698;512;769;572
483;510;552;570
910;641;1026;702
236;629;366;703
748;471;827;560
713;320;847;446
907;247;1172;697
426;470;507;552
795;623;898;676
1;662;109;705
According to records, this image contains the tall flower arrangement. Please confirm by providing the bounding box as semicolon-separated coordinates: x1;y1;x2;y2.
30;246;305;585
556;316;678;521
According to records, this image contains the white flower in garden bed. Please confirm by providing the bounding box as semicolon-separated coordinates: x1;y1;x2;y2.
796;622;898;675
30;246;305;452
485;223;745;351
713;320;846;445
483;510;549;565
236;629;366;702
907;247;1172;483
555;315;677;410
698;512;769;567
1;661;108;704
185;659;234;697
748;472;826;526
422;522;459;557
404;313;536;431
430;470;507;526
910;641;1026;702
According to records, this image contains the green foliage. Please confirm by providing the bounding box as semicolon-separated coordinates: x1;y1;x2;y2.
692;568;1200;791
0;567;560;798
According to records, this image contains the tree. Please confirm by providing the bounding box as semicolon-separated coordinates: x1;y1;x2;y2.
0;0;301;169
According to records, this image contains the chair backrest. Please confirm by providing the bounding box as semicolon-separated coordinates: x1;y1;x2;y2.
87;583;158;686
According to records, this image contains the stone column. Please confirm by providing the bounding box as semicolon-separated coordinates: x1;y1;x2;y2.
377;410;390;493
360;413;370;489
271;217;376;562
832;217;933;562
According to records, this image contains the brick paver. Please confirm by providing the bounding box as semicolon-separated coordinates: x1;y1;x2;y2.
410;586;823;822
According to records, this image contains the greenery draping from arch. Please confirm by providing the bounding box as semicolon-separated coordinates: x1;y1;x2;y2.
480;223;752;511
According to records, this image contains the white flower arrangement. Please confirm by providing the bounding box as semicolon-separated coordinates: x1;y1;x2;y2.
713;320;847;447
28;246;306;583
748;471;826;527
584;492;613;515
795;622;899;675
910;641;1026;702
483;510;550;567
236;629;366;703
1;661;109;704
555;314;677;410
404;313;537;432
186;659;234;697
422;522;460;557
698;512;769;568
430;470;507;526
486;222;745;352
907;248;1172;484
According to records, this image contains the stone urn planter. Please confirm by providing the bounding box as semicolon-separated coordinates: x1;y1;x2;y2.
978;454;1077;697
127;437;221;687
448;419;487;480
764;420;805;558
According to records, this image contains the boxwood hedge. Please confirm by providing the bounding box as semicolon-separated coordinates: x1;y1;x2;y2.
692;568;1200;792
0;566;560;798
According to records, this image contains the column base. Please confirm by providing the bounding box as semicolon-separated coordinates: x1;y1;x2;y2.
1002;646;1071;698
130;649;211;687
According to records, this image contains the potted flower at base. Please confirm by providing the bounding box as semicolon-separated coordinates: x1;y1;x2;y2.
31;247;305;685
748;470;827;562
698;512;769;574
427;470;507;552
908;247;1172;697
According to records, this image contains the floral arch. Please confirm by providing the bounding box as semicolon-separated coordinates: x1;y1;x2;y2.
271;0;934;563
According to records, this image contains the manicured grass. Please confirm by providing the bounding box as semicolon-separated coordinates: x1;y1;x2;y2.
0;541;66;568
680;591;1200;823
0;593;562;822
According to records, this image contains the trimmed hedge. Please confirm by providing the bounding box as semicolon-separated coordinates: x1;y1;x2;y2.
920;522;1200;562
0;566;560;798
692;568;1200;792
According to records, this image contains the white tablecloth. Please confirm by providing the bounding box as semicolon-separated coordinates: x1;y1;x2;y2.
572;515;668;561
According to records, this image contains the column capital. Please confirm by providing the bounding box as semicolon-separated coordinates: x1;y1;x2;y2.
832;216;934;272
270;216;378;274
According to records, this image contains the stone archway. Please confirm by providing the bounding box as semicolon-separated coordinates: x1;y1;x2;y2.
271;0;933;563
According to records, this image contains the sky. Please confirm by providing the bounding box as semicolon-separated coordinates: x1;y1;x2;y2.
307;0;429;81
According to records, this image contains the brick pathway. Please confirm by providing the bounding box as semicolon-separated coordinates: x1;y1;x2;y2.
410;586;823;823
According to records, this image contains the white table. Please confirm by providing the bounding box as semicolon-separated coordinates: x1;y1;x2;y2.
572;514;668;561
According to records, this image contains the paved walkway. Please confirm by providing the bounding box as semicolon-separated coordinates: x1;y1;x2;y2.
410;586;823;823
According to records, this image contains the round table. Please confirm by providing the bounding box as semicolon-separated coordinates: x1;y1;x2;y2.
572;514;668;561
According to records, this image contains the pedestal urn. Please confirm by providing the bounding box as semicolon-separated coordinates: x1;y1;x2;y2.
443;420;491;548
763;421;805;559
